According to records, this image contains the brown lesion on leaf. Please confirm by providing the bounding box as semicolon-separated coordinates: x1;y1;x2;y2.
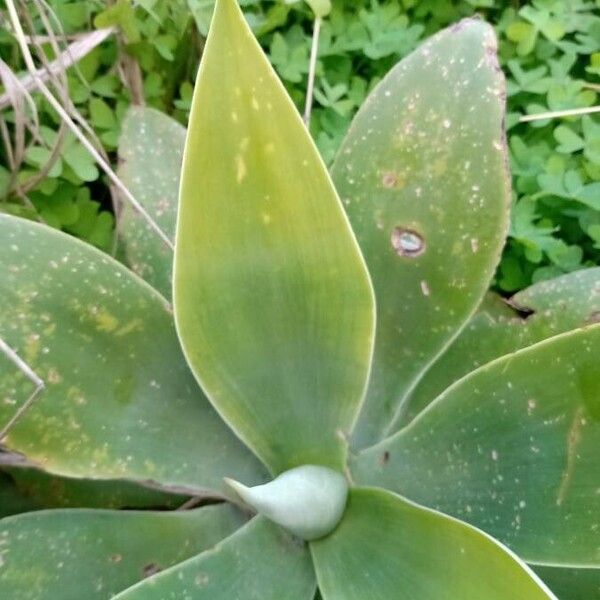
556;406;586;507
505;297;536;323
142;562;162;578
378;450;390;466
381;171;406;189
587;310;600;324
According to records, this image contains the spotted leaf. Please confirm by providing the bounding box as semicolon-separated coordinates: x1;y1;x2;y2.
332;19;511;448
352;325;600;566
402;268;600;424
0;214;266;494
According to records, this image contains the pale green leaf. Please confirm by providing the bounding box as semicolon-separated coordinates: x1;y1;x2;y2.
352;325;600;565
113;516;316;599
331;19;511;448
0;505;244;599
311;487;555;599
0;214;266;494
174;0;375;473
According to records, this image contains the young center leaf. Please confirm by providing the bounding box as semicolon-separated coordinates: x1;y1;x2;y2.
331;19;511;448
174;0;375;474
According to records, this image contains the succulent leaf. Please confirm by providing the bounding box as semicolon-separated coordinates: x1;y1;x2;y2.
113;516;316;599
352;325;600;566
225;465;348;541
2;466;187;512
332;19;511;448
311;487;556;599
0;505;244;599
533;565;600;600
0;214;266;494
174;0;375;474
118;106;185;298
402;268;600;425
0;472;41;518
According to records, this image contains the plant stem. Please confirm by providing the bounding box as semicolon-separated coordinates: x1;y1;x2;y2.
303;16;322;127
4;0;174;250
520;105;600;122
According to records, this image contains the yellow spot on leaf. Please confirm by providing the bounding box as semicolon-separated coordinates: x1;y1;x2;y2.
115;319;144;337
43;323;56;336
95;309;119;332
24;334;40;363
236;155;247;183
46;368;62;384
433;158;447;175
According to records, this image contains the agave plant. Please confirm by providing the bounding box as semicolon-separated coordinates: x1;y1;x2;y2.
1;0;599;598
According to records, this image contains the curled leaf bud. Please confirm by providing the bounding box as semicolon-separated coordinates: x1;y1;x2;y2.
225;465;348;541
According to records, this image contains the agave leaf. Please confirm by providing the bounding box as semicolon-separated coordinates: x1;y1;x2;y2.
3;466;187;511
0;505;244;599
352;325;600;566
533;565;600;600
0;471;41;518
310;487;555;599
118;106;185;298
402;268;600;425
113;516;316;599
332;19;511;448
174;0;375;473
0;214;266;494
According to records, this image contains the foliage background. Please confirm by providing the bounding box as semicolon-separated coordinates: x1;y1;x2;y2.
0;0;599;293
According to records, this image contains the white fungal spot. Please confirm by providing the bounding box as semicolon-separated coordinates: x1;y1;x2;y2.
391;227;426;258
